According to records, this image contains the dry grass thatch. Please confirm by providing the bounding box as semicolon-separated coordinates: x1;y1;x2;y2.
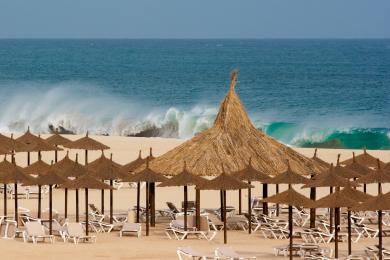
61;174;113;190
125;158;167;183
352;192;390;211
55;154;89;178
341;148;385;168
260;188;313;207
265;160;309;185
24;168;67;186
355;159;390;184
16;128;60;152
334;154;362;179
344;152;374;176
233;157;271;182
23;158;51;175
149;71;325;177
88;153;122;171
122;150;146;173
158;161;206;187
309;189;359;209
0;164;35;184
45;133;71;146
312;149;331;169
0;133;27;152
303;164;358;188
64;132;109;151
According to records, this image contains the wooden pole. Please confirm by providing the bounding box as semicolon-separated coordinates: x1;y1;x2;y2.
223;190;227;244
310;174;316;228
196;189;200;230
145;182;149;236
49;185;53;235
3;184;7;218
14;183;18;225
238;189;242;215
85;188;89;236
150;182;156;227
136;182;140;223
220;190;224;220
110;179;113;224
276;184;280;216
335;207;339;258
101;188;105;215
38;185;42;218
379;210;383;260
347;210;352;255
184;186;188;231
76;189;79;222
329;187;334;234
263;183;268;215
64;189;68;219
248;181;252;234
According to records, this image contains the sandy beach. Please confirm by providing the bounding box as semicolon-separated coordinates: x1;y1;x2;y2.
0;134;389;259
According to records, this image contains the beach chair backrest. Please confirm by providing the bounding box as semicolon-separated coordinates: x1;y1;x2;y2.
166;202;179;213
127;210;135;223
199;216;210;232
67;223;84;237
25;221;45;236
5;220;16;239
0;222;6;238
88;204;100;214
216;247;240;258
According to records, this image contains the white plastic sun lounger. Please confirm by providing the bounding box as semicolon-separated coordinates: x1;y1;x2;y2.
177;246;217;260
119;223;141;238
0;219;17;239
215;246;256;259
23;221;54;244
65;222;96;244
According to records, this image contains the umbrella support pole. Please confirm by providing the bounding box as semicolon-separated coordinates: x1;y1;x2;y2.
289;205;293;260
223;190;227;244
3;184;7;218
64;189;68;219
196;189;200;230
150;183;155;227
136;182;140;223
76;189;79;222
101;189;104;216
348;210;352;255
248;182;252;234
238;189;242;215
110;180;113;224
38;185;42;218
184;186;188;233
27;152;30;166
310;180;316;228
145;182;149;236
334;207;339;258
329;187;334;234
276;184;279;216
379;210;383;260
85;188;89;236
49;185;52;235
363;184;366;194
220;190;224;220
263;183;268;215
14;183;18;225
54;150;58;163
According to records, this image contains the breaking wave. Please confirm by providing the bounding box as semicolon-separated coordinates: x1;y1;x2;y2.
0;82;389;149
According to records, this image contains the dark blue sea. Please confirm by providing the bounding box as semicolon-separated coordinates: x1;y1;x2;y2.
0;39;389;149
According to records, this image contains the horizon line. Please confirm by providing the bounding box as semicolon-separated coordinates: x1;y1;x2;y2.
0;37;390;40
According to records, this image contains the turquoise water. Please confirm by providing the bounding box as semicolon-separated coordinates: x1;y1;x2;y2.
0;39;389;149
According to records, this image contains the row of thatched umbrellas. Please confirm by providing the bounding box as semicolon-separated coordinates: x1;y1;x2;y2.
1;130;390;259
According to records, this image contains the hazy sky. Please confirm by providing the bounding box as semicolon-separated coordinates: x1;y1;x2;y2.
0;0;389;38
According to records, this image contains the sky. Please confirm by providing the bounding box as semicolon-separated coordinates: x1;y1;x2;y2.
0;0;389;39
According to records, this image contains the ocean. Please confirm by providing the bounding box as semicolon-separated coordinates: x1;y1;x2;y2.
0;39;389;149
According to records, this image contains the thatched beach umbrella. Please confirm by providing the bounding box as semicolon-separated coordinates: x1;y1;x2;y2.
0;162;35;224
159;161;205;231
45;133;71;162
355;159;390;193
122;150;145;223
261;188;313;260
0;156;21;217
23;154;51;218
233;157;270;233
341;148;385;168
352;192;390;260
16;128;60;165
88;152;122;216
61;174;113;236
64;132;109;165
0;133;26;154
334;154;361;179
196;165;252;244
148;71;324;177
307;184;366;258
344;152;374;193
125;158;167;236
90;154;126;224
312;149;331;169
23;165;67;235
56;154;88;221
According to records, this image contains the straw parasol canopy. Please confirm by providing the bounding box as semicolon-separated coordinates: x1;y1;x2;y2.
352;192;390;260
122;150;146;173
0;146;10;155
45;133;71;146
312;148;331;169
56;154;89;178
233;157;271;182
341;148;385;168
88;152;122;171
158;161;205;187
303;164;359;188
148;71;324;177
51;151;75;172
261;188;313;207
354;159;390;185
261;188;313;260
344;152;374;176
333;154;362;179
126;158;167;183
64;132;109;151
265;160;310;185
23;156;51;176
16;129;60;152
0;133;27;152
